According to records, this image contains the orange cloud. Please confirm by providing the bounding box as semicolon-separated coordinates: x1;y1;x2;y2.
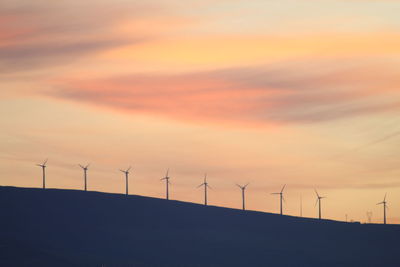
101;33;400;69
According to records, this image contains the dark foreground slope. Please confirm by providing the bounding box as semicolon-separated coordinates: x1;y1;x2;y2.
0;186;399;267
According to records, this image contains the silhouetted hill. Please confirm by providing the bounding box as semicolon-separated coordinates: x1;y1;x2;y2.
0;186;399;266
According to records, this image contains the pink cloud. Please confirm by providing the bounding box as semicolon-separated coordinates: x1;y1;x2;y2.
50;60;400;125
0;1;174;74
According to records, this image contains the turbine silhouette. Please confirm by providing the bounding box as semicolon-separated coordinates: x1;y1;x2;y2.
79;163;90;191
36;159;48;189
366;211;373;224
161;169;171;200
271;184;286;215
314;189;326;220
377;193;388;224
197;173;211;205
120;166;131;196
300;194;303;217
236;183;249;210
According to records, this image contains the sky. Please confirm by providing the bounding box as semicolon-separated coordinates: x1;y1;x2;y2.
1;0;400;223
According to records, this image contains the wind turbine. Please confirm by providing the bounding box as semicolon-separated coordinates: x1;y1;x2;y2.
377;194;388;224
271;184;286;215
120;166;131;196
366;211;373;224
79;163;90;191
197;173;211;205
161;169;171;200
236;183;249;210
314;189;326;220
36;159;48;189
300;194;303;217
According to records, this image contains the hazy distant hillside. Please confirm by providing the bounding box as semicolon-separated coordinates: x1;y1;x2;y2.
0;186;399;266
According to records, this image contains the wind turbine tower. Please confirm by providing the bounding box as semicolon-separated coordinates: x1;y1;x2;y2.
271;184;286;215
197;173;211;205
236;183;249;210
79;163;90;191
377;194;388;224
120;166;131;196
161;169;171;200
315;189;326;220
36;159;48;189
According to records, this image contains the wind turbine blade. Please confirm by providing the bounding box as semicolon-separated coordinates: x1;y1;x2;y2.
79;164;84;169
383;193;387;202
244;183;250;188
36;164;42;167
43;159;48;165
127;166;132;172
315;198;319;207
197;183;204;188
236;184;242;189
160;177;166;181
86;163;90;168
271;192;279;195
166;168;169;177
376;202;383;205
281;184;286;193
207;185;212;190
314;189;320;198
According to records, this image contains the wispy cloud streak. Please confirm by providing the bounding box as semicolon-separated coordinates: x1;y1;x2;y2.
0;1;166;73
51;60;400;125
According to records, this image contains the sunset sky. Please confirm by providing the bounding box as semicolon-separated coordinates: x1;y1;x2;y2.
1;0;400;223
